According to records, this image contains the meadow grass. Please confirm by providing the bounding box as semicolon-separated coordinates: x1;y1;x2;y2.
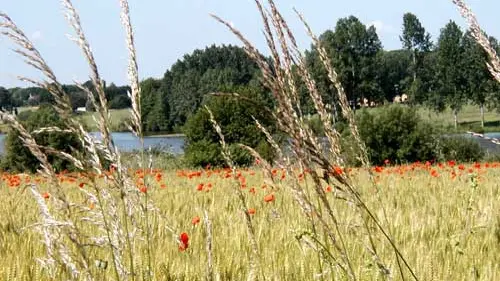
74;109;131;132
0;163;499;280
358;104;500;133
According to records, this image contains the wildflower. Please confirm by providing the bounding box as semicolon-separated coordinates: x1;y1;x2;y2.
249;187;256;194
78;182;85;188
139;186;148;194
196;183;204;191
160;184;167;189
247;208;256;215
384;159;390;165
430;169;439;177
333;166;343;175
264;193;275;203
179;232;189;251
192;216;200;226
374;166;384;173
42;192;50;199
155;173;162;182
325;186;332;192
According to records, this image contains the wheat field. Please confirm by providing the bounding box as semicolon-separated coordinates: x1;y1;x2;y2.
0;162;499;280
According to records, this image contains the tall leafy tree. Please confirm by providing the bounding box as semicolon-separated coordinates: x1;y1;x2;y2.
140;78;170;132
0;87;12;111
376;49;412;102
435;20;466;128
462;31;500;127
400;13;432;102
308;16;383;107
163;44;260;132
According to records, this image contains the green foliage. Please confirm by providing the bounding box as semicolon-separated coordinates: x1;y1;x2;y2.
164;44;261;132
105;83;131;109
435;21;467;117
400;13;433;93
438;136;485;163
308;16;382;107
376;49;411;102
183;85;275;167
356;105;439;165
141;78;170;132
0;87;12;111
1;105;81;173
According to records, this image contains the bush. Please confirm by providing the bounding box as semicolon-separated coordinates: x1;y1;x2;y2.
356;105;439;165
1;104;81;173
437;136;485;163
183;85;276;167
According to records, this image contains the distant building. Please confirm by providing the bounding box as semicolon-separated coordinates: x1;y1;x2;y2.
76;107;87;112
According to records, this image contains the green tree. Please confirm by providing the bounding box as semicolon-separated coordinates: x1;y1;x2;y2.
400;12;432;98
435;20;466;128
1;104;81;172
310;16;383;107
0;87;12;111
462;31;500;127
163;45;260;132
140;78;170;132
106;83;131;109
376;49;412;102
183;85;275;167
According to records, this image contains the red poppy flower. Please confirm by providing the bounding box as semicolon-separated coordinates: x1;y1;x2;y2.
42;192;50;199
247;208;256;215
179;232;189;251
192;216;200;226
264;193;275;203
333;166;343;175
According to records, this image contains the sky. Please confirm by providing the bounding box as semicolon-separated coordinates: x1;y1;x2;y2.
1;0;499;88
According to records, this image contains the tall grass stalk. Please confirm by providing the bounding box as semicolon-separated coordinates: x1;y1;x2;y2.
0;1;175;280
211;0;418;279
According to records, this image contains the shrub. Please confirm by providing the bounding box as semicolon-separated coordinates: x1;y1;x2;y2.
1;104;81;172
437;136;485;162
356;104;439;165
183;85;276;167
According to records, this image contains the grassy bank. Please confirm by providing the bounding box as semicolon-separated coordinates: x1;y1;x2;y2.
0;162;499;280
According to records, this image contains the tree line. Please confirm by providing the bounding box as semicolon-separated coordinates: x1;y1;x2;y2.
1;12;499;131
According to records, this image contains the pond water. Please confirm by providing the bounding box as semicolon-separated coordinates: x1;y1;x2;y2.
0;132;186;155
0;132;499;156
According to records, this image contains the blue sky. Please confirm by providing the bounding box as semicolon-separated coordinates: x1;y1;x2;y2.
1;0;498;88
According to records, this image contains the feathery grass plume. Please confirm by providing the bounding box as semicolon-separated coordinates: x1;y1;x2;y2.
118;0;142;139
1;1;176;280
451;0;500;83
212;0;418;280
203;210;215;281
206;106;261;281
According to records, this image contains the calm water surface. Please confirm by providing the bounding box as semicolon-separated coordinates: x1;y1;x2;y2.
0;132;499;155
0;132;186;155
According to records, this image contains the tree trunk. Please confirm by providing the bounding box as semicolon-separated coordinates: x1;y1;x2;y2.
453;109;458;130
413;50;417;82
480;104;485;128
